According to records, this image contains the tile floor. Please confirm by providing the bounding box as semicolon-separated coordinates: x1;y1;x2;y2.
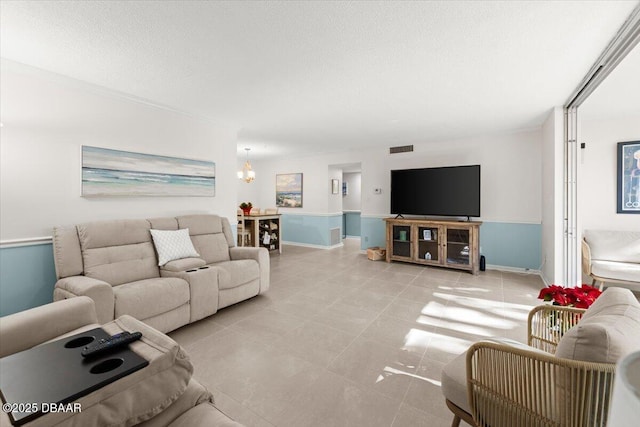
168;239;545;427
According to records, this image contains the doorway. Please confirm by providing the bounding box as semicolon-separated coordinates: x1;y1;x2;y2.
329;163;362;243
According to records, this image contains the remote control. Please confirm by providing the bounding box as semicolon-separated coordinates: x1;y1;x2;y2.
81;331;142;358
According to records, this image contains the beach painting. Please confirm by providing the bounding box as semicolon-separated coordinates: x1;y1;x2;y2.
276;173;303;207
82;146;215;197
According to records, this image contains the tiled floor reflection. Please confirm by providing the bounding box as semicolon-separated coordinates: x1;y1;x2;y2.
168;239;545;426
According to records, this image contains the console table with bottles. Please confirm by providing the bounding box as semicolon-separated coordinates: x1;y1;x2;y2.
241;213;282;253
384;218;481;274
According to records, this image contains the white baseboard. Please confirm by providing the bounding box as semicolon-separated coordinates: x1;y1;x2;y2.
486;264;545;281
281;241;344;250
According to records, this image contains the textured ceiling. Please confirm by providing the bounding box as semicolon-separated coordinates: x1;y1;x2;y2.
1;1;638;159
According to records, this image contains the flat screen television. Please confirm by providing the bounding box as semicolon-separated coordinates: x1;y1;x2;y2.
390;165;481;217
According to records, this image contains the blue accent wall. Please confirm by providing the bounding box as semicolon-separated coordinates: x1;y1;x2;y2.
479;222;542;270
329;215;342;239
343;212;361;237
0;244;56;316
281;214;343;247
360;216;387;250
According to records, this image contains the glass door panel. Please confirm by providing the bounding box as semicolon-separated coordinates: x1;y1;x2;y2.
417;226;439;262
446;228;470;266
392;225;412;258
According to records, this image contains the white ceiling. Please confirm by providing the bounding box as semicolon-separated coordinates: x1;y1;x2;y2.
1;1;638;159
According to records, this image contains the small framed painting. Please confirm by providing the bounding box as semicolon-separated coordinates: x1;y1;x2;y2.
617;141;640;214
342;181;348;196
276;173;303;207
331;179;339;194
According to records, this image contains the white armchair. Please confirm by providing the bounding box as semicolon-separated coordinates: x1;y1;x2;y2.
582;229;640;291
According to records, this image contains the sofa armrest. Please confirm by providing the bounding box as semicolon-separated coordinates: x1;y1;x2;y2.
0;296;98;358
54;276;115;324
229;247;270;294
137;379;213;427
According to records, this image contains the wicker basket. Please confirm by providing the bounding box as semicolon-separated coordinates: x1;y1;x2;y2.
367;247;386;261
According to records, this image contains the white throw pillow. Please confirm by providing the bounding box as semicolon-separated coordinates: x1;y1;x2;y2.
150;228;200;266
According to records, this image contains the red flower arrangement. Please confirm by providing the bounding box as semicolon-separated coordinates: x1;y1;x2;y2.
537;284;602;309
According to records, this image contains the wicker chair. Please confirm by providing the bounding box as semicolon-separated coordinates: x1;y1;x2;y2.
444;304;618;427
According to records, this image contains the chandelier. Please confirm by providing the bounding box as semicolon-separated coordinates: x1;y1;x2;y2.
237;148;255;183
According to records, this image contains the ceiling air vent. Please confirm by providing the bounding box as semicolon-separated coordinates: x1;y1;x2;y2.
389;145;413;154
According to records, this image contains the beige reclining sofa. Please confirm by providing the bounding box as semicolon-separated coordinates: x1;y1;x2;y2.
52;214;269;333
0;296;243;426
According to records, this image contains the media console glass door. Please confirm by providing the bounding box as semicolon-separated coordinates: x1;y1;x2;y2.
445;228;471;267
391;224;412;259
417;226;440;263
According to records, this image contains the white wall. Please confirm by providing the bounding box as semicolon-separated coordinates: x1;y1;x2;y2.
381;132;542;222
246;129;542;223
243;154;337;214
237;158;262;209
541;107;564;285
579;115;640;231
342;172;362;211
0;61;239;240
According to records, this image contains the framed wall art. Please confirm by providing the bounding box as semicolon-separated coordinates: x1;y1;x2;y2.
331;179;339;194
82;146;215;197
276;173;303;207
617;141;640;214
